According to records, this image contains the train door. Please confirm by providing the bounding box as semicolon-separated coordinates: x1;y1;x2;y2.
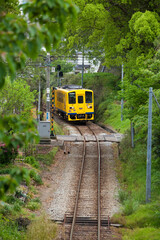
77;93;85;119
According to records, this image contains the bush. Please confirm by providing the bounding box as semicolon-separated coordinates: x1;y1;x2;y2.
0;143;18;164
0;215;23;240
13;203;21;212
0;168;12;174
0;205;14;216
24;156;39;169
122;199;139;216
118;190;129;204
29;170;43;185
27;201;41;211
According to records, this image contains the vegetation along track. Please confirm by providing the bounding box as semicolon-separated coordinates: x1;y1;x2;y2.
64;122;121;240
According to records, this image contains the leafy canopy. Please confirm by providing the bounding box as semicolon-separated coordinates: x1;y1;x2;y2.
0;0;78;88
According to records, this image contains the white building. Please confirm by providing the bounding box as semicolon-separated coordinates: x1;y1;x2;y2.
67;51;100;74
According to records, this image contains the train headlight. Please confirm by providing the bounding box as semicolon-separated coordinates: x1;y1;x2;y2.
70;107;74;109
87;105;92;109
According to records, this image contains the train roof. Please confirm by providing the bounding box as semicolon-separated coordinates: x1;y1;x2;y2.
61;85;82;89
54;85;93;91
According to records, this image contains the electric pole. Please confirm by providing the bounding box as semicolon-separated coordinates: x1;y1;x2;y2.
46;53;50;121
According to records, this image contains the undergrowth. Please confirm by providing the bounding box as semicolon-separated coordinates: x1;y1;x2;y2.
25;214;57;240
0;214;25;240
113;132;160;239
103;102;130;133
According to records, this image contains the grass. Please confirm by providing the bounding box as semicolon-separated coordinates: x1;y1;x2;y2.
112;132;160;240
53;121;64;135
122;227;160;240
36;147;58;166
103;102;130;133
0;214;25;240
25;213;57;240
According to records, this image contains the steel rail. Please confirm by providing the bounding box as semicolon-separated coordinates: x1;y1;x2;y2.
70;124;101;240
87;125;101;240
69;134;86;240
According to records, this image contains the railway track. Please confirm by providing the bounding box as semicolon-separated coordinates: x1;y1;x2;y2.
47;117;122;239
66;124;104;240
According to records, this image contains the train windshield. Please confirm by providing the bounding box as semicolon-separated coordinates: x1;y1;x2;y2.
69;92;76;104
78;96;83;103
85;91;92;103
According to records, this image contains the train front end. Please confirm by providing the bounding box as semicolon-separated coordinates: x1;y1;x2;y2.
67;89;94;121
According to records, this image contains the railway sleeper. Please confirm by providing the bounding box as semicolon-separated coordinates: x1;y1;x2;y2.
64;217;122;227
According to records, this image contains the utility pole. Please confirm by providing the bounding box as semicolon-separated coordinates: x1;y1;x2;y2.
146;87;152;203
121;64;124;121
46;53;50;121
38;75;41;122
81;46;84;88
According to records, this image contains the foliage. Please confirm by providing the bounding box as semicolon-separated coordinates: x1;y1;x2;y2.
0;0;20;14
52;59;75;73
61;0;160;144
0;214;24;240
0;115;39;150
29;170;43;185
25;214;57;240
123;227;160;240
125;202;160;228
0;0;78;89
0;143;18;164
82;72;120;122
36;147;58;166
25;156;40;169
0;78;36;119
0;0;78;199
53;121;64;135
27;199;41;211
0;167;30;200
103;103;130;133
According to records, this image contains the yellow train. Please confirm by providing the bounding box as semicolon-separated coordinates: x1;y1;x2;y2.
53;85;94;121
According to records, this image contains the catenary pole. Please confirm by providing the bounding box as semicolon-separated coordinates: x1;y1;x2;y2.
121;64;124;121
81;46;84;88
46;53;50;121
146;87;152;203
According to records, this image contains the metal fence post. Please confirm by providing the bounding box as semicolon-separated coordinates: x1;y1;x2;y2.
146;87;152;203
131;122;134;148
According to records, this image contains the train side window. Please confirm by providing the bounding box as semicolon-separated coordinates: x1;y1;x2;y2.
78;96;83;103
85;91;92;103
69;92;76;104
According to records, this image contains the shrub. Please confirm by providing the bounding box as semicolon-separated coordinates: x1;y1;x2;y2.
0;215;23;240
6;195;24;206
33;174;43;185
27;201;41;211
24;156;39;169
29;170;43;185
118;190;129;204
123;199;139;216
0;168;13;174
0;143;18;164
0;205;14;216
13;203;21;212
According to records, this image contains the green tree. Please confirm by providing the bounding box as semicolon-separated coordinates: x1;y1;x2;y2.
0;0;78;88
0;0;78;198
0;77;36;120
